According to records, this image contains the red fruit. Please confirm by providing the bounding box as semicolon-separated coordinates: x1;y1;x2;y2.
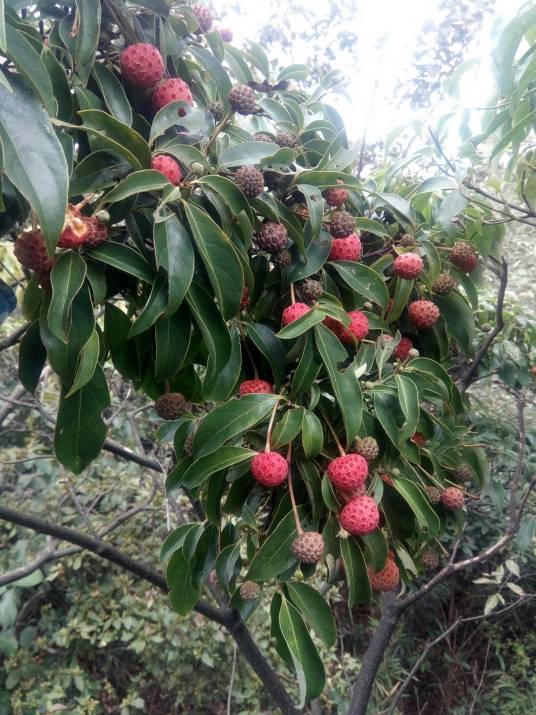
291;532;324;564
251;451;288;487
120;43;164;88
411;432;427;446
240;286;249;310
14;230;54;272
407;300;440;329
325;185;349;208
82;217;108;248
368;555;400;592
329;233;362;262
151;155;183;185
393;253;424;279
58;205;88;248
220;27;233;42
239;379;273;396
152;78;193;114
441;487;465;510
393;336;413;361
281;302;310;326
450;241;478;273
339;310;369;344
324;315;343;337
327;454;368;491
340;495;379;536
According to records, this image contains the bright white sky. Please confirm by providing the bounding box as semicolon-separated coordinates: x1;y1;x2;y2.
212;0;523;141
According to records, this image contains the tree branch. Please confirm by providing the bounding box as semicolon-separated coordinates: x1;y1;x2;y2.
0;323;29;352
458;258;508;393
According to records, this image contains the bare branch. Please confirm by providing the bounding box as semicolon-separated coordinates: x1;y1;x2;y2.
0;323;29;352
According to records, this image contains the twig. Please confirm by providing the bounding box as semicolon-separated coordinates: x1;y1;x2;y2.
227;643;238;715
0;323;29;352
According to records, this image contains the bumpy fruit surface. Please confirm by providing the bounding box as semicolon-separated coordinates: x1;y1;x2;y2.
151;155;182;185
330;210;355;238
82;217;108;248
368;556;400;592
327;454;368;490
271;249;292;268
408;300;440;329
291;532;324;564
119;43;164;87
325;185;349;208
275;131;295;147
240;581;260;601
152;78;193;113
393;252;424;279
441;486;465;510
251;451;288;487
450;241;478;273
455;463;473;482
281;303;310;326
424;485;442;504
339;310;369;344
192;3;213;31
229;84;256;115
14;230;54;272
154;392;186;420
220;27;233;42
353;437;379;462
433;272;457;295
421;551;439;570
239;379;273;396
329;233;362;262
208;101;224;122
257;222;288;252
297;279;323;304
393;336;413;361
340;495;380;535
235;166;264;198
58;205;88;248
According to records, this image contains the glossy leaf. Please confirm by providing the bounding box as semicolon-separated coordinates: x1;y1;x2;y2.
85;242;155;283
301;410;324;458
340;536;371;606
247;507;307;581
244;322;287;388
286;582;336;648
47;252;87;343
103;169;171;203
329;261;389;309
18;321;46;393
92;61;132;126
65;329;100;397
154;214;194;316
182;447;255;489
272;408;304;449
392;477;441;536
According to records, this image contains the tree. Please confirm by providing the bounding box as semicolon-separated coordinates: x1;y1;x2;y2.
0;2;533;714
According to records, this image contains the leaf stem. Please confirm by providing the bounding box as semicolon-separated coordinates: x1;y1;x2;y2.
290;283;296;304
204;110;233;158
322;413;346;457
286;443;303;535
264;397;281;452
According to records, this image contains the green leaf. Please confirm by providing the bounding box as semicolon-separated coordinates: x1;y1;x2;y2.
0;0;6;53
286;582;336;648
277;306;324;339
291;333;320;396
218;141;279;168
392;477;440;536
354;217;391;237
54;365;110;474
104;303;139;380
297;184;323;242
184;202;243;320
413;176;456;194
244;322;287;388
192;394;279;458
374;391;419;461
41;46;72;122
74;0;101;85
0;78;68;255
79;109;151;169
102;169;171;203
168;549;200;616
394;375;420;444
4;24;56;116
247;507;307;581
196;175;252;218
278;599;325;708
160;523;201;564
272;408;303;449
374;192;415;229
340;536;371;606
315;324;362;446
154;214;194;316
182;447;255;488
92;62;132;126
128;274;168;338
154;308;191;381
189;44;232;110
155;138;211;173
47;252;87;343
361;530;388;572
301;410;324;458
435;292;475;352
329;261;389;309
85;242;155;283
385;277;413;323
65;329;100;397
18;321;46;393
203;323;242;402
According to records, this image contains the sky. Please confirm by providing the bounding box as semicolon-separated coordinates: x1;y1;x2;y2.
211;0;523;141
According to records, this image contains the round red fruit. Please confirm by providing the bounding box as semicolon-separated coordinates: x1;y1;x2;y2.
407;300;440;329
281;302;310;326
329;234;362;262
393;336;413;361
251;452;288;487
327;454;368;491
450;241;478;273
368;555;400;592
393;253;424;280
339;310;369;344
14;230;54;272
152;78;193;114
239;380;273;396
120;43;164;88
340;495;379;536
441;487;465;510
325;185;349;208
82;217;108;248
151;155;183;185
